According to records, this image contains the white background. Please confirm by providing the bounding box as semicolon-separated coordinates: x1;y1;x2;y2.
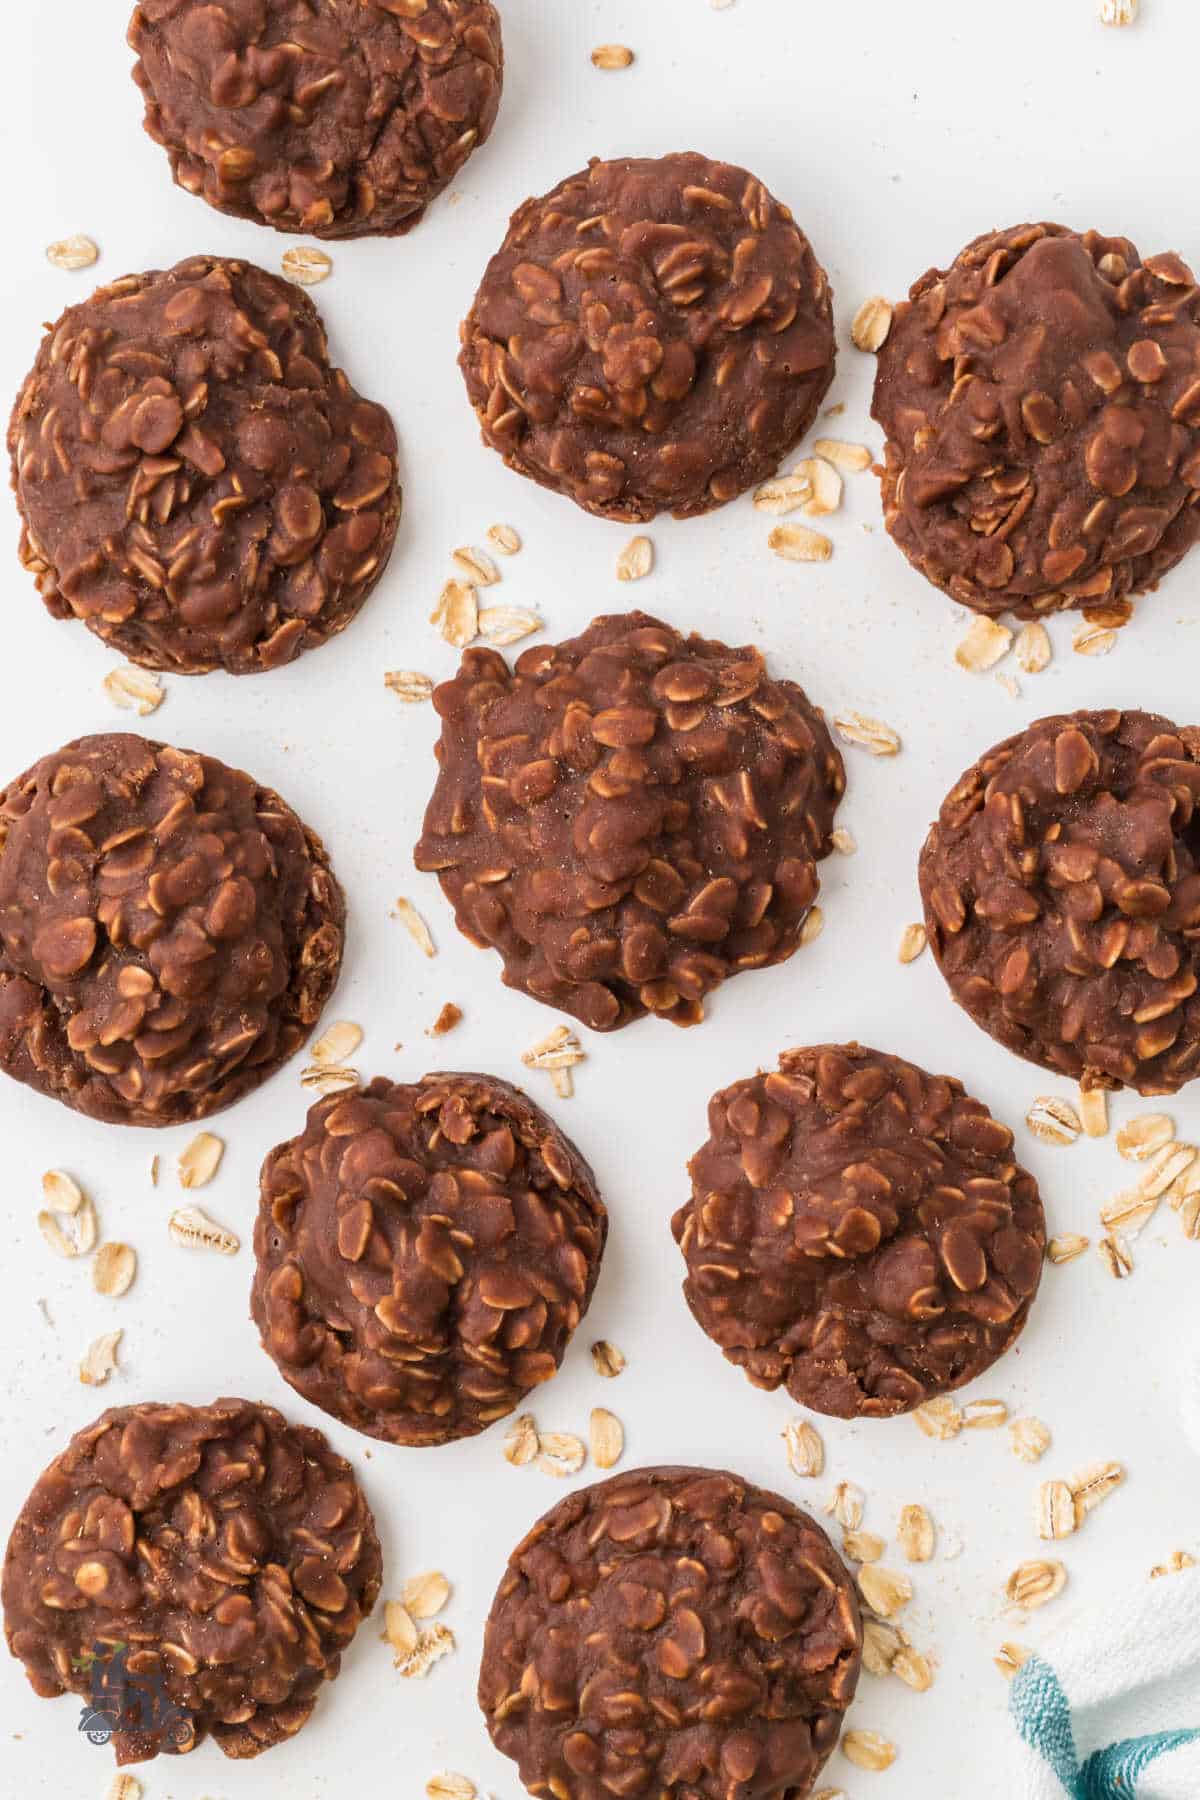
3;2;1199;1796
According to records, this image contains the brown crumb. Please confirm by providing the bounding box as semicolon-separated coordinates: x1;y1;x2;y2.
428;1003;463;1038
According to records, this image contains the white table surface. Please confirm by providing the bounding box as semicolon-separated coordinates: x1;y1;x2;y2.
3;2;1199;1796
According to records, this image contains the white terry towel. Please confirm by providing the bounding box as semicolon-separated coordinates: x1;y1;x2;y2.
1008;1566;1200;1797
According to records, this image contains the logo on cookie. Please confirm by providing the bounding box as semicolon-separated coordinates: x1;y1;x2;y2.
74;1641;194;1753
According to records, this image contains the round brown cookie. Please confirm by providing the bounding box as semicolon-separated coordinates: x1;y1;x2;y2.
3;1398;380;1766
872;222;1200;619
459;151;835;520
129;1;503;240
0;731;343;1126
10;254;400;674
921;708;1200;1094
479;1465;861;1800
413;612;845;1031
252;1073;607;1446
672;1044;1045;1419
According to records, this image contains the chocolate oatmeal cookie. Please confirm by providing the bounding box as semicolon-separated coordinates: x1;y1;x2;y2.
873;222;1200;618
3;1398;381;1766
0;732;343;1125
479;1465;861;1800
10;254;400;673
413;612;845;1031
921;707;1200;1093
253;1073;607;1446
460;152;835;520
673;1044;1046;1418
129;0;503;239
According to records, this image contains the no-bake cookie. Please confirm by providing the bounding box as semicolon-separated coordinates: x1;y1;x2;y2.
673;1044;1046;1418
413;612;845;1031
460;152;835;520
3;1398;380;1765
10;254;400;673
920;707;1200;1093
0;732;343;1125
873;222;1200;618
129;0;503;239
479;1465;861;1800
252;1073;607;1445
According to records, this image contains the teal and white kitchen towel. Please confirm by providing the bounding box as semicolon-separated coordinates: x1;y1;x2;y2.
1008;1566;1200;1798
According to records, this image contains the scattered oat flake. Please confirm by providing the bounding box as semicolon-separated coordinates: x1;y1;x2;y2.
842;1529;885;1564
428;1002;463;1037
168;1205;239;1255
537;1431;587;1477
861;1617;901;1675
590;1407;624;1470
42;1169;85;1214
38;1197;98;1260
1098;1231;1134;1279
397;1622;456;1679
311;1020;363;1067
1047;1234;1090;1265
812;437;873;473
1116;1113;1174;1161
591;1341;626;1380
395;897;436;958
431;578;478;647
591;43;634;67
93;1242;137;1298
858;1565;912;1619
1071;1460;1125;1522
996;672;1021;699
898;923;926;964
914;1395;962;1440
452;545;500;587
103;665;164;716
898;1504;935;1562
1151;1551;1196;1579
996;1642;1034;1682
384;1600;418;1658
753;472;813;515
426;1777;476;1800
478;605;542;647
1100;0;1137;22
487;523;521;555
800;905;824;946
964;1398;1008;1430
1015;621;1052;673
1007;1559;1067;1612
177;1131;224;1189
769;522;832;563
1073;623;1116;657
107;1777;144;1800
1036;1480;1077;1541
893;1644;934;1692
522;1024;585;1074
81;1330;123;1388
149;1155;159;1188
956;615;1013;673
403;1571;451;1620
47;233;99;271
1079;1085;1109;1138
503;1412;538;1467
1010;1416;1052;1464
1137;1141;1196;1198
825;1482;865;1531
301;1065;360;1096
834;711;900;756
385;670;434;703
616;535;654;581
1100;1189;1158;1237
842;1729;896;1772
792;456;842;517
831;827;857;855
851;296;893;353
281;245;333;285
1026;1095;1081;1144
783;1419;824;1478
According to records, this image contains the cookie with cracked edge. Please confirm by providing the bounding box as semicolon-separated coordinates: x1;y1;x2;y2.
129;0;503;240
413;611;845;1032
460;151;835;520
0;731;344;1125
252;1072;607;1446
921;706;1200;1093
672;1043;1045;1419
2;1397;381;1766
872;221;1200;620
479;1464;862;1800
9;254;400;674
